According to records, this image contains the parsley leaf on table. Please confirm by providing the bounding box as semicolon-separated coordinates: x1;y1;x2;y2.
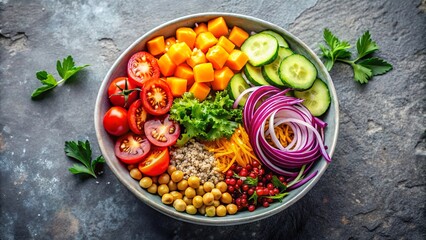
319;29;392;84
31;55;89;98
64;140;105;178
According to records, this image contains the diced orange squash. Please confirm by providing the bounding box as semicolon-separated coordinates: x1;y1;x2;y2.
195;32;218;53
226;49;249;71
206;45;230;70
176;27;197;49
228;26;249;47
147;36;166;56
194;22;208;35
212;66;234;91
166;77;187;97
157;53;177;77
186;48;207;68
189;82;211;101
165;37;176;52
193;62;214;82
207;17;229;38
174;63;194;87
217;36;235;54
167;42;192;65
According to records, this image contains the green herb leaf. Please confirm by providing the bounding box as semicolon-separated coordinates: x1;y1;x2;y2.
352;63;373;84
264;192;289;202
64;140;104;178
244;177;258;187
357;57;393;76
248;191;258;204
271;175;287;192
320;29;352;71
356;31;379;60
56;55;90;81
31;74;58;98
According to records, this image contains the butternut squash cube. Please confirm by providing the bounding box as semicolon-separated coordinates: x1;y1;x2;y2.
157;53;177;77
189;82;211;101
193;62;214;82
207;17;229;38
206;45;229;70
166;77;188;97
195;32;218;53
226;49;249;71
168;42;192;65
228;26;249;47
174;63;194;87
176;27;197;49
217;36;235;54
212;66;234;91
147;36;166;56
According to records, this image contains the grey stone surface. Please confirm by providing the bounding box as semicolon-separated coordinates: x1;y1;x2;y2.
0;0;424;239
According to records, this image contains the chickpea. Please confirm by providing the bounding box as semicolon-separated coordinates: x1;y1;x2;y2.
167;165;177;175
173;199;187;212
202;192;214;206
130;168;143;180
196;186;205;196
226;204;238;215
169;191;183;200
177;179;188;191
184;187;196;199
158;173;170;185
171;170;184;183
213;200;220;207
139;177;153;189
161;193;174;205
205;205;216;217
203;181;215;192
188;176;200;188
211;188;222;200
182;196;192;206
157;184;169;196
216;181;227;193
221;192;232;204
192;196;203;208
168;180;178;191
198;205;206;215
216;205;227;217
147;183;157;194
186;205;197;215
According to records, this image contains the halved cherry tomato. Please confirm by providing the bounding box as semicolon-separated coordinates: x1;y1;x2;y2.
103;106;129;136
128;99;149;135
138;147;169;176
107;77;139;108
140;78;173;116
144;115;180;147
127;51;160;87
114;133;151;164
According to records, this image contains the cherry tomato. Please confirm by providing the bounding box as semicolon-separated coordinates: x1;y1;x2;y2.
107;77;139;108
138;147;169;176
103;106;129;136
141;78;173;116
127;51;160;87
144;115;180;147
127;99;149;135
114;133;151;164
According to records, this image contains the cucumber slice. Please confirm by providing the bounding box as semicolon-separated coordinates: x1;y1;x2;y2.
261;30;289;48
241;33;279;67
262;47;293;87
244;63;270;86
279;54;317;90
294;79;331;116
227;73;250;106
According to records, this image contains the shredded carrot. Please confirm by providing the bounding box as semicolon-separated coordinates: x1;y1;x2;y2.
265;121;294;148
205;124;259;173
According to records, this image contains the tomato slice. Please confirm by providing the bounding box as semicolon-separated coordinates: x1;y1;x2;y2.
114;133;151;164
138;147;169;176
127;51;160;87
127;99;149;135
141;78;173;116
107;77;139;108
144;115;180;147
103;106;129;136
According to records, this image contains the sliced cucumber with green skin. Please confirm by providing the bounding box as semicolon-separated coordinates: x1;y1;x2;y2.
261;30;289;48
262;47;294;87
241;33;279;67
294;79;331;116
279;54;317;90
244;63;270;86
227;73;250;106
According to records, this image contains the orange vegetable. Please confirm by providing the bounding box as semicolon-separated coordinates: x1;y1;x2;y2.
176;27;197;49
166;77;187;97
207;17;229;38
165;37;176;51
147;36;166;56
195;32;218;53
186;48;207;68
225;49;249;71
228;26;249;47
212;66;234;91
189;82;210;101
167;42;192;65
174;63;194;87
217;36;235;54
206;45;230;70
157;53;177;77
194;22;208;35
193;62;214;82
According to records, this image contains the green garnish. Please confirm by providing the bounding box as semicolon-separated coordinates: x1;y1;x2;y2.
64;140;105;178
320;29;392;84
264;192;289;202
31;55;89;98
271;175;287;192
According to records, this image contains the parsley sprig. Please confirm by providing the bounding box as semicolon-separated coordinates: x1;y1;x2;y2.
31;56;89;98
320;29;393;84
64;140;105;178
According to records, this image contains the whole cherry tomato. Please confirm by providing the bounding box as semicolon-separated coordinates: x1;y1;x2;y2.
107;77;139;108
103;106;129;136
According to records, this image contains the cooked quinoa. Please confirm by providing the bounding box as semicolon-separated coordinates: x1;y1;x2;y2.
170;139;224;184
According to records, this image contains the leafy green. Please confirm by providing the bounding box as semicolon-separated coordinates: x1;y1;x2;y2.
264;192;289;202
271;175;287;192
319;29;392;84
64;140;105;178
31;55;89;98
169;91;243;147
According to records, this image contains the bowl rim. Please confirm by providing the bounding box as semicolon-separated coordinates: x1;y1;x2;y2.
94;12;339;226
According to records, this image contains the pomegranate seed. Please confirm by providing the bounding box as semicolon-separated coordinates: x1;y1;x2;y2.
279;176;285;182
228;186;235;193
252;160;260;168
245;165;252;171
263;188;269;196
229;178;236;186
263;202;270;208
235;198;241;206
239;169;248;177
242;184;249;192
256;189;264;196
248;205;256;212
269;189;275;196
237;179;243;186
267;183;274;190
226;170;233;177
273;188;280;194
248;189;254;195
249;172;257;178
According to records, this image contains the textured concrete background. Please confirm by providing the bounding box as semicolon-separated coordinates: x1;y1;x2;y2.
1;0;425;239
